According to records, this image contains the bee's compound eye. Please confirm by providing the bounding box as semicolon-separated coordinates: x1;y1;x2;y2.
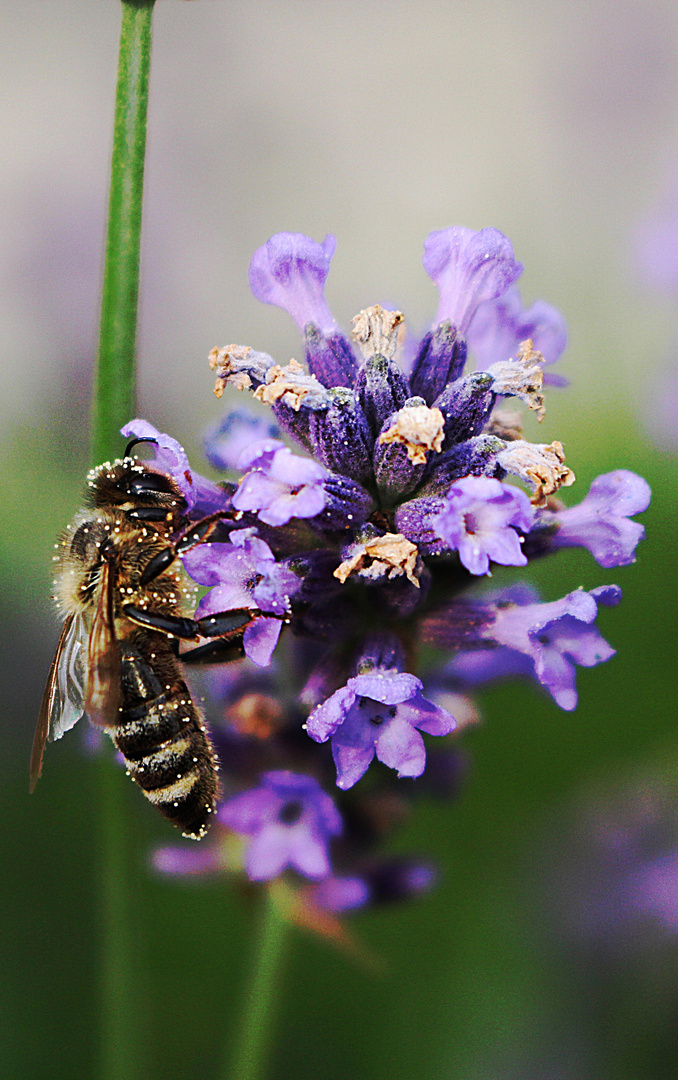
126;471;175;497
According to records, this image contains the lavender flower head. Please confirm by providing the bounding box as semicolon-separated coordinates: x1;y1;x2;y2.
148;225;649;924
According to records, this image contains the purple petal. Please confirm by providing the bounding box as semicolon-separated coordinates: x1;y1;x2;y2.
590;584;622;607
243;617;283;667
423;227;523;335
332;740;376;790
349;670;422;706
219;787;280;833
268;447;328;487
286;826;332;879
182;541;256;588
533;646;579;711
237;438;287;472
245;823;294;880
306;685;359;742
259;485;327;527
481;526;528;568
248;232;338;333
204;410;280;472
313;789;344;836
467;285;567;369
545;470;651;568
195;582;253;617
309;875;371;912
375;717;427;778
398;695;456;736
232;472;283;515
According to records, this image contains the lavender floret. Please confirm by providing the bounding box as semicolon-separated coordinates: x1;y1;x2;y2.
121;418;228;516
248;232;339;335
204;410;279;473
220;771;342;881
482;585;621;710
430;476;534;575
232;440;328;526
538;470;651;567
467;284;567;380
306;666;455;789
423;226;523;335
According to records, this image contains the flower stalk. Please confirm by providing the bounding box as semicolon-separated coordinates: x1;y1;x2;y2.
222;885;289;1080
94;4;155;1079
92;0;155;466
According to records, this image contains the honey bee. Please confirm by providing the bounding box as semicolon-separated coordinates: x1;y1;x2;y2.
31;440;263;839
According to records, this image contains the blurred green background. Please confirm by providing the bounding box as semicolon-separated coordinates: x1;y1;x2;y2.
2;2;678;1078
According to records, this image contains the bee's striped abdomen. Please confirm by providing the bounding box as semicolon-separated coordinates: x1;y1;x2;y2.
113;642;218;838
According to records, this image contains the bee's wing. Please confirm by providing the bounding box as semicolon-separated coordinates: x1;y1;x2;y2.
84;558;122;729
30;611;88;792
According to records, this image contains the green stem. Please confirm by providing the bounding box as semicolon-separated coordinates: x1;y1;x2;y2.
223;887;289;1080
98;756;140;1080
94;4;155;1079
92;0;156;465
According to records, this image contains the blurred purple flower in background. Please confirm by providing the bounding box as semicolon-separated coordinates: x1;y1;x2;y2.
635;175;678;453
219;771;342;881
546;778;678;947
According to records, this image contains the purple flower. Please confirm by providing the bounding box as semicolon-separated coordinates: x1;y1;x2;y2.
120;418;228;516
467;285;568;382
430;476;535;575
248;232;339;335
219;771;342;881
305;859;437;911
232;438;328;525
629;853;678;932
636;174;678;293
483;585;621;710
447;645;538;688
151;844;222;877
539;470;651;568
423;227;523;335
305;875;371;912
183;528;298;666
306;668;456;789
203;409;279;472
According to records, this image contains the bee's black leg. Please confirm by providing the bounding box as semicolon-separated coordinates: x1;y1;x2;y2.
139;511;236;587
123;603;263;641
122;604;201;638
139;546;177;586
179;636;248;665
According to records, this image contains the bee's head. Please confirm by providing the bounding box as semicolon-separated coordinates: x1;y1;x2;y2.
85;454;188;522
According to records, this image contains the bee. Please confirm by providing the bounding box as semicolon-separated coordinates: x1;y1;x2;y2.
31;440;264;839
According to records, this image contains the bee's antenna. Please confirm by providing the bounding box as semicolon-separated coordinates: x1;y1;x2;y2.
124;436;158;459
